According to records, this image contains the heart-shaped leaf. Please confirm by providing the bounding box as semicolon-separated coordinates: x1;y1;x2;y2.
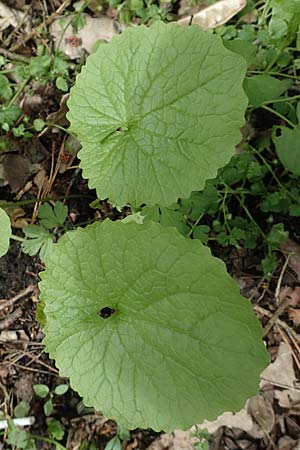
67;22;247;207
40;220;268;431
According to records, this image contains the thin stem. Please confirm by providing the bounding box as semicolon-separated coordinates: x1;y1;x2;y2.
1;194;91;209
10;234;25;243
45;122;73;135
221;185;230;233
248;70;298;80
264;44;286;73
261;104;296;129
28;433;68;450
8;78;29;107
218;188;259;196
188;213;204;237
250;146;300;204
259;0;271;25
264;94;300;105
240;201;266;239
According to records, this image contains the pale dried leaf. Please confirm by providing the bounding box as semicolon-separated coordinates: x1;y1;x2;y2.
0;1;25;30
0;330;18;342
275;389;300;410
278;436;297;450
247;395;275;434
46;93;70;126
177;0;246;28
34;168;48;192
195;407;254;434
146;430;194;450
50;15;119;59
261;342;296;387
293;439;300;450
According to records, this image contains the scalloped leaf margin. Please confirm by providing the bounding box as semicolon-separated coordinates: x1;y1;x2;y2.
40;220;268;431
67;22;247;207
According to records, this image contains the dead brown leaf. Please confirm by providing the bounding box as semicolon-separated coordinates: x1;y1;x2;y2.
247;395;275;435
4;204;30;228
46;93;70;127
1;154;40;192
195;408;254;435
274;389;300;411
34;168;48;192
288;308;300;327
281;286;300;307
278;436;297;450
20;94;43;115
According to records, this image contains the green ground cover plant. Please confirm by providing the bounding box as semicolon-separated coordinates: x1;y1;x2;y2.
2;0;300;445
38;22;269;431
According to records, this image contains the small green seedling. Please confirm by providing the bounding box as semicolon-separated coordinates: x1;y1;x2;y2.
190;427;210;450
22;201;68;261
33;383;69;417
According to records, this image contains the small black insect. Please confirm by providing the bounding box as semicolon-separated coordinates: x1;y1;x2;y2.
98;307;116;319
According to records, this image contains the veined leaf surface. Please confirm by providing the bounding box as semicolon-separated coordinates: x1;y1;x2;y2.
40;220;268;431
67;22;247;207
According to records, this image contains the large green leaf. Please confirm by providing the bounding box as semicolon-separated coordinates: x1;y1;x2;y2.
67;22;247;207
40;220;268;431
0;208;11;257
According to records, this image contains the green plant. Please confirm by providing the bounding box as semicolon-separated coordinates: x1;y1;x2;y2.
21;201;68;261
190;427;210;450
39;22;269;432
4;419;68;450
109;0;170;24
33;382;69;417
2;383;69;450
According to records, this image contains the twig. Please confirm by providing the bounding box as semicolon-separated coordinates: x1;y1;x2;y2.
0;308;22;330
3;4;32;48
0;48;29;63
278;326;300;372
260;378;300;391
254;304;300;342
10;0;71;51
11;362;60;376
262;255;292;336
263;295;292;337
22;350;59;374
275;255;291;306
0;285;36;313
